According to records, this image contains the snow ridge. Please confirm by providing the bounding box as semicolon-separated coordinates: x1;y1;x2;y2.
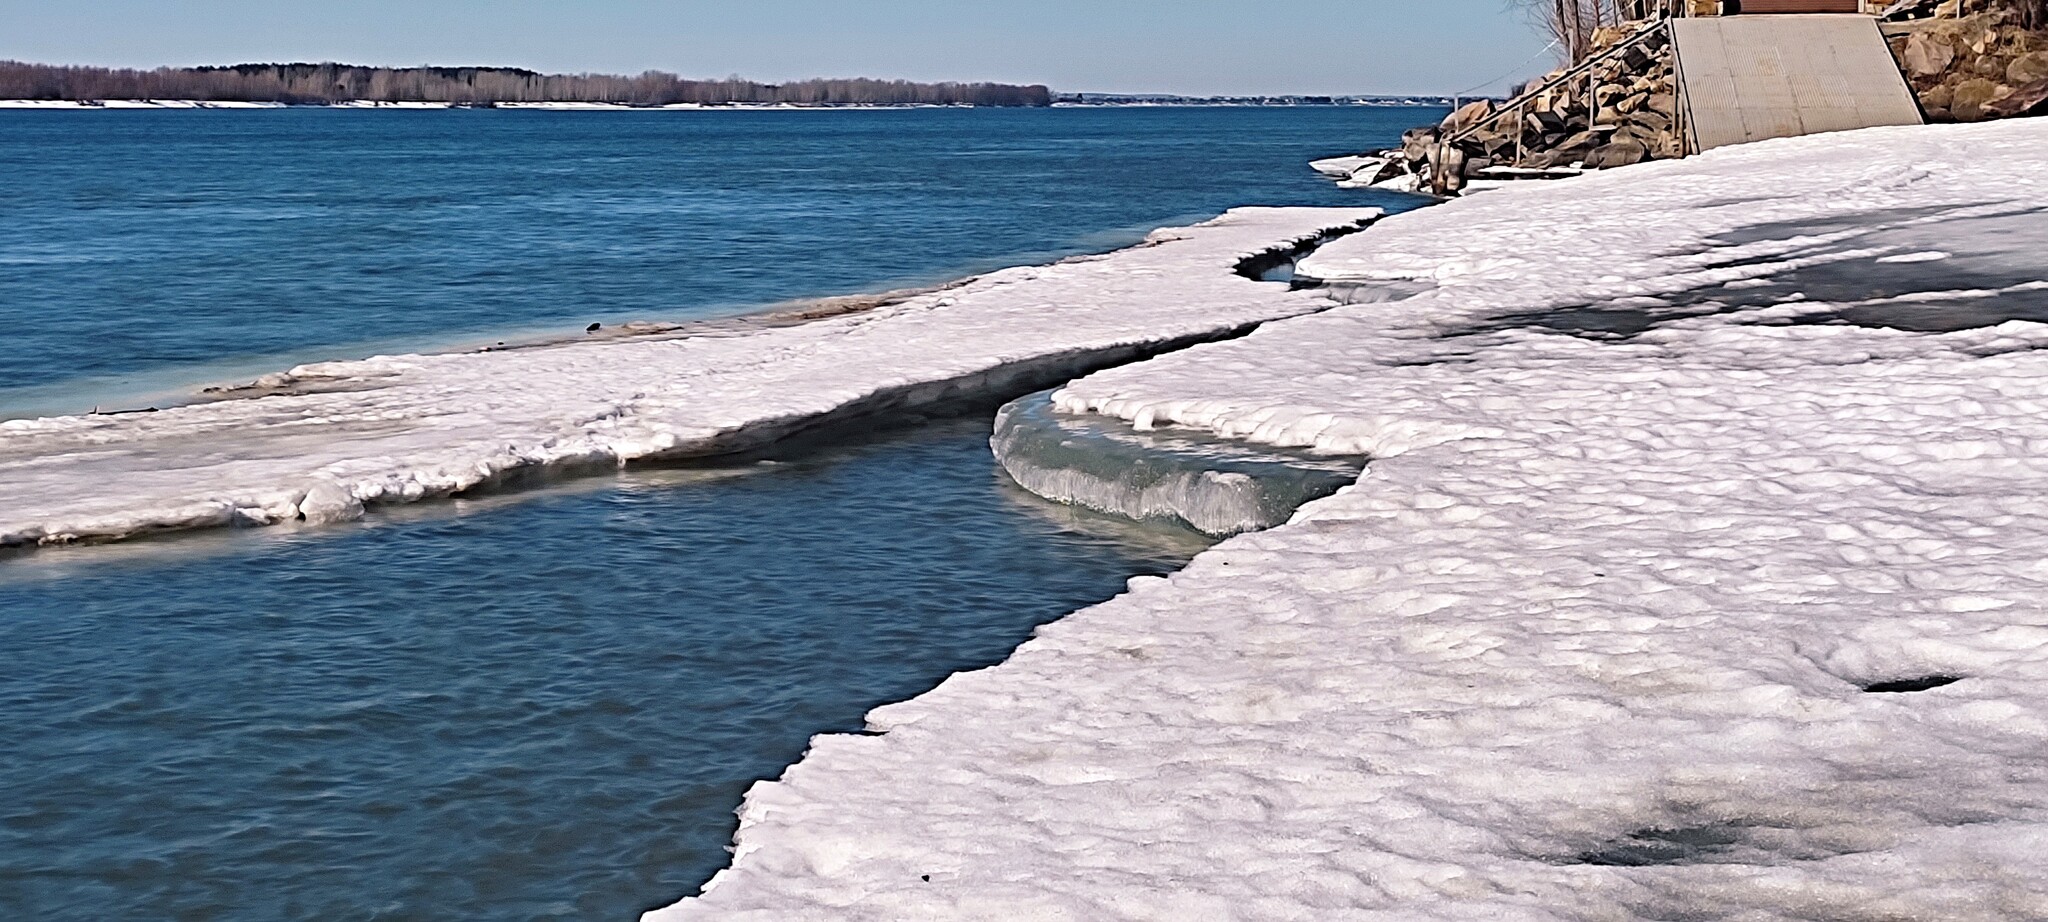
0;207;1379;548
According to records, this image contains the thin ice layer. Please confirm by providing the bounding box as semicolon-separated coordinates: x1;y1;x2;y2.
0;207;1378;548
989;389;1363;536
653;120;2048;920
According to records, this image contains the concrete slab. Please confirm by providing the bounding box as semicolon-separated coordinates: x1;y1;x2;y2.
1673;15;1922;151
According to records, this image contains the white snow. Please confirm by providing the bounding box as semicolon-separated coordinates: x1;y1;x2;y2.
1309;154;1377;177
0;207;1378;548
0;99;287;109
651;119;2048;919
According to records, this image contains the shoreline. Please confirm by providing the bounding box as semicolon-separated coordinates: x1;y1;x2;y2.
5;219;1226;424
0;282;968;423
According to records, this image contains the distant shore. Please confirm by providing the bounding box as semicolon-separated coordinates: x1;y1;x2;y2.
0;97;1464;111
0;99;1003;111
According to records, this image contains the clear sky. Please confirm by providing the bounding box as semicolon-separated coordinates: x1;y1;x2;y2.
0;0;1559;96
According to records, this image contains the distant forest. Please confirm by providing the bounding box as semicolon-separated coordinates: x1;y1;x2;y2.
0;62;1055;107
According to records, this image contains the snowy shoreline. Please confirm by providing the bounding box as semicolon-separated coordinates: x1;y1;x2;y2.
0;208;1379;549
650;119;2048;919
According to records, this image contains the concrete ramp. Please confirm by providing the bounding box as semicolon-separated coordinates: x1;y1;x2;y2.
1672;15;1923;152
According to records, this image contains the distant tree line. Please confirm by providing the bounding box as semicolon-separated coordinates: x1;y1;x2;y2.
0;61;1054;107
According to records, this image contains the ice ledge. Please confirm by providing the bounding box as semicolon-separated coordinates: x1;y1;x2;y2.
0;206;1379;550
990;389;1365;536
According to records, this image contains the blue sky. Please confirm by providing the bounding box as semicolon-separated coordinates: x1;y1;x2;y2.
0;1;1558;96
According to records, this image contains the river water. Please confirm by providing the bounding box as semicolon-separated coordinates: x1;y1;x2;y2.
0;105;1436;920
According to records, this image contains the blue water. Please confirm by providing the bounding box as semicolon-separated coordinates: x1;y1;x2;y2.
0;419;1210;920
0;106;1437;418
0;107;1436;919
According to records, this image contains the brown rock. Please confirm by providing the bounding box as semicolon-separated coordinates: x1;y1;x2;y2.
2010;51;2048;85
1951;78;2007;121
1437;146;1469;194
1364;159;1408;185
1585;140;1648;170
1646;93;1677;116
1628;110;1674;135
1904;34;1956;76
1986;78;2048;118
1400;126;1441;164
1922;83;1956;110
1525;110;1565;134
1440;99;1494;135
1555;130;1600;151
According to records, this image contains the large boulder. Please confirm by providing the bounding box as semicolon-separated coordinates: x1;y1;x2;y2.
1627;110;1674;135
1400;127;1441;166
1585;140;1648;170
1525;109;1566;134
2010;51;2048;85
1436;146;1470;194
1440;99;1495;135
1903;34;1957;76
1951;77;2009;120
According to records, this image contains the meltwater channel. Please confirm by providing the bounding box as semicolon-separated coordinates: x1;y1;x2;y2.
0;105;1436;919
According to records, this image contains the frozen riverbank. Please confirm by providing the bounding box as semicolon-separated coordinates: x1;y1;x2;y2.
0;207;1378;548
652;119;2048;919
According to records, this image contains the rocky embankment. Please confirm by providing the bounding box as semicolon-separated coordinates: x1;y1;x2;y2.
1327;24;1685;196
1892;6;2048;120
1326;4;2046;197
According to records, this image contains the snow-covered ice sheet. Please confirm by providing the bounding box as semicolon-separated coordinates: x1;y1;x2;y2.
652;120;2048;919
0;207;1377;547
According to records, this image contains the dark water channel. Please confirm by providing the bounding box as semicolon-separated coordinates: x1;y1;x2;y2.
0;416;1210;920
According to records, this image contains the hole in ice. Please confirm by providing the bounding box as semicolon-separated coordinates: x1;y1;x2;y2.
1860;675;1963;694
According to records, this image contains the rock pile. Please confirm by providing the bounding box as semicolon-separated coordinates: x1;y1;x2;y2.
1889;6;2048;120
1325;4;2048;198
1340;24;1684;196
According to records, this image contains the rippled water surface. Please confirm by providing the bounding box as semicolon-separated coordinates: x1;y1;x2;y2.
0;418;1210;920
0;106;1436;418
